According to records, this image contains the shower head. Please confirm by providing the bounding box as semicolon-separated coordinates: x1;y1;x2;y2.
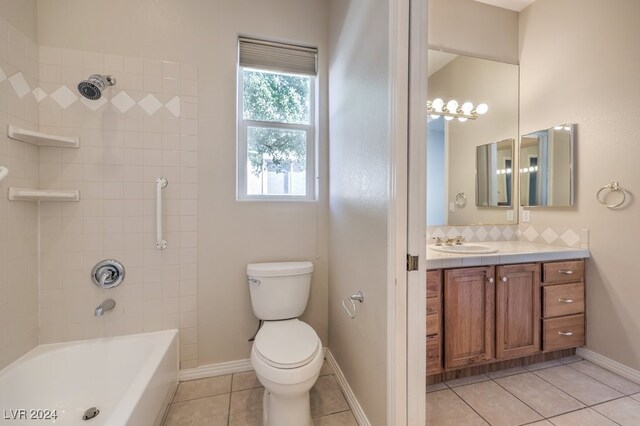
77;74;116;100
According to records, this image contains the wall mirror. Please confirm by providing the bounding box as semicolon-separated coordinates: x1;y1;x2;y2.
476;139;514;208
520;124;575;207
427;49;519;226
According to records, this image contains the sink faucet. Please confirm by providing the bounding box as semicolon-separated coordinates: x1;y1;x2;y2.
445;236;465;246
95;299;116;317
432;236;443;246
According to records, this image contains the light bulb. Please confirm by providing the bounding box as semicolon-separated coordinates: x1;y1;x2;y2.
430;114;440;119
446;100;459;113
461;102;474;115
506;168;512;174
475;103;489;115
496;170;501;175
432;98;444;112
458;117;467;122
444;115;454;121
564;126;571;131
529;166;535;172
554;126;563;130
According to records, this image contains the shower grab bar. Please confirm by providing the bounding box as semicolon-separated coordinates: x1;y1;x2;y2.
0;164;8;182
156;177;168;250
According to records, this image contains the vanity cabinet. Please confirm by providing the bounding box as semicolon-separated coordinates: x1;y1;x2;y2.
496;263;541;359
443;266;495;369
427;259;586;378
426;270;442;375
542;260;585;351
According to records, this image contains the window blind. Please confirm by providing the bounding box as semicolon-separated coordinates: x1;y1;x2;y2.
238;37;318;76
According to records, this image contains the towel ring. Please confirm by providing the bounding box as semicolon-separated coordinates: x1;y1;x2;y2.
596;182;628;208
455;192;467;207
342;291;364;319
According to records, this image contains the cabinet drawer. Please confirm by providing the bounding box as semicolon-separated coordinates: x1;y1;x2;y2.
427;270;441;299
427;296;440;315
543;314;585;351
544;260;584;284
426;334;441;374
426;313;439;336
543;283;584;318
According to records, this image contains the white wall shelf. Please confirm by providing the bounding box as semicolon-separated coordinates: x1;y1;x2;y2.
7;125;80;149
8;188;80;202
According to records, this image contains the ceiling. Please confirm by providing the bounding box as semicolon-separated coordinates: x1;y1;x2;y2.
473;0;536;12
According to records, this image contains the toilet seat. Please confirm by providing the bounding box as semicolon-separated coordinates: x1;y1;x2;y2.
254;319;320;369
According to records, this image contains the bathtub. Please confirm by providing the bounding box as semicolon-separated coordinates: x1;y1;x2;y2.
0;330;178;425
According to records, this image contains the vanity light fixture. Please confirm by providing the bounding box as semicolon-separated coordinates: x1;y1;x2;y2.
427;98;489;121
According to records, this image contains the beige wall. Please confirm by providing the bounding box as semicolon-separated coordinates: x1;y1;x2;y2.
0;1;39;370
429;55;518;225
37;0;329;367
328;0;390;424
520;0;640;368
428;0;519;64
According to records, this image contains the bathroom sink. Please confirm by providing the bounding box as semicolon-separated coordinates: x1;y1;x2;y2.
429;244;498;254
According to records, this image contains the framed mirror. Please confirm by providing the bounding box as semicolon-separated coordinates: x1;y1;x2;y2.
476;139;514;208
427;49;519;226
520;124;575;207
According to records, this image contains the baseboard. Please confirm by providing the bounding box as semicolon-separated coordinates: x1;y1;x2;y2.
577;347;640;384
325;348;371;426
179;358;253;381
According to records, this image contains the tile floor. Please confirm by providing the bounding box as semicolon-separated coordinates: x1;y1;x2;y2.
426;355;640;425
162;359;357;425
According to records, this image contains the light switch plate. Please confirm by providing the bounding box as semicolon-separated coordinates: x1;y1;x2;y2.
522;210;531;223
507;210;514;221
449;202;455;212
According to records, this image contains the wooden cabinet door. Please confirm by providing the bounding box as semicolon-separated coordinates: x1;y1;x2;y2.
496;263;541;359
444;266;495;369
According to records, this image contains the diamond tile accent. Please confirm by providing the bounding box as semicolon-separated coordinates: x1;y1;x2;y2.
561;229;580;247
489;226;502;240
523;226;539;242
80;95;107;111
111;91;136;113
0;66;7;82
461;227;475;242
165;95;181;117
139;93;163;115
447;227;461;239
9;72;30;98
32;87;47;102
432;228;447;239
476;227;489;241
50;85;78;109
502;226;515;240
541;228;559;244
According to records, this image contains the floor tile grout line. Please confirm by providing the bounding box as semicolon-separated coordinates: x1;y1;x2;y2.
531;366;624;407
489;376;546;421
565;361;640;395
448;384;494;425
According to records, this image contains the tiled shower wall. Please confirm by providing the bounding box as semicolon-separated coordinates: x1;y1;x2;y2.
0;19;39;369
35;46;199;368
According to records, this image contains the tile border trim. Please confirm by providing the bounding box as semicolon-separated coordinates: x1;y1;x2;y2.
576;347;640;385
178;358;253;382
326;348;372;426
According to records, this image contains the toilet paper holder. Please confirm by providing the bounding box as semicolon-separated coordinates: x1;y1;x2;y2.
342;291;364;319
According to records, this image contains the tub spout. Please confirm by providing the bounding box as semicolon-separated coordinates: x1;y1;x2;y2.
95;299;116;317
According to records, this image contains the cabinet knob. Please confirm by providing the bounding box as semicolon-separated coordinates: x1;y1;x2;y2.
558;270;574;275
558;298;574;303
487;277;494;283
502;277;508;282
558;330;574;336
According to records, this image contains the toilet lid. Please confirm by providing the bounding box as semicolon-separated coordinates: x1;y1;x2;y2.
254;319;320;369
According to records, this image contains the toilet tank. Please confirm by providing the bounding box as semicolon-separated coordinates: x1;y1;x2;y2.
247;261;314;320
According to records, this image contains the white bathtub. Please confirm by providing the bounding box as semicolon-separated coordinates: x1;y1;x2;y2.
0;330;178;425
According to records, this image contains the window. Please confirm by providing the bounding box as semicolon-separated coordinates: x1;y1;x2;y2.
237;38;317;200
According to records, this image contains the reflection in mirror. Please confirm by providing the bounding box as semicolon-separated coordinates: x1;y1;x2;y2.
520;124;575;207
426;50;519;226
476;139;514;208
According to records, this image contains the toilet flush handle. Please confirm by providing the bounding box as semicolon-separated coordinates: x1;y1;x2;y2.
248;278;261;286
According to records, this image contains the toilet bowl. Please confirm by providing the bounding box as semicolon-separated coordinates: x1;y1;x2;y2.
251;319;323;426
246;262;321;426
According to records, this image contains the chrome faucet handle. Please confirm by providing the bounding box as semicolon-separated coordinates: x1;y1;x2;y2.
454;236;465;245
444;238;455;246
432;236;443;246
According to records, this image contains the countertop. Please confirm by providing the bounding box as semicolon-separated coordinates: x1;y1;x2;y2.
426;240;590;270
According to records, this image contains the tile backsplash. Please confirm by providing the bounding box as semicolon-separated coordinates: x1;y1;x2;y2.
33;45;199;369
427;225;588;249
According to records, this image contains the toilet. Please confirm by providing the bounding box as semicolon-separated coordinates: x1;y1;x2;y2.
247;261;323;426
